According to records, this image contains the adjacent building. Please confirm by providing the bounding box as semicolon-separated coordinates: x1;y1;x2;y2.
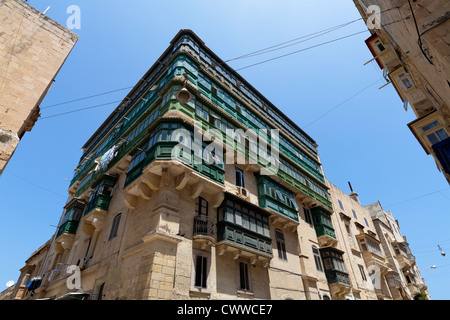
11;29;429;300
353;0;450;183
365;201;431;299
0;0;78;174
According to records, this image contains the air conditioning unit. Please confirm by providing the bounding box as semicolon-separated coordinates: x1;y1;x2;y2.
237;186;249;197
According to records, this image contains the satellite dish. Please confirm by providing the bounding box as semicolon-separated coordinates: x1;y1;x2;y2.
6;280;14;288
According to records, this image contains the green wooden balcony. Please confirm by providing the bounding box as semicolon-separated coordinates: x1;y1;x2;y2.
124;141;225;188
311;207;337;241
217;221;273;257
325;270;351;286
84;194;112;216
314;224;337;239
56;220;79;239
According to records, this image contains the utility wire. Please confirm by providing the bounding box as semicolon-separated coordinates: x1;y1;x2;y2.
225;18;364;63
235;30;369;71
41;86;133;109
39;30;372;120
303;77;383;128
38;17;368;112
384;188;449;208
6;170;66;198
40;100;123;120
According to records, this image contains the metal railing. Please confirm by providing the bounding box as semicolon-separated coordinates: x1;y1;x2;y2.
193;215;215;238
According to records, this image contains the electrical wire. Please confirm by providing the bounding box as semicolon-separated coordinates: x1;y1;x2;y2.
235;30;369;71
37;17;368;112
225;18;364;63
384;188;450;208
6;170;66;198
407;0;434;65
41;86;133;109
40;100;123;120
303;78;384;128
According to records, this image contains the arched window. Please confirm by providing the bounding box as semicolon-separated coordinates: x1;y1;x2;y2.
275;229;287;260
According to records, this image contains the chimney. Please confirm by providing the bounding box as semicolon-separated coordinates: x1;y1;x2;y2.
348;181;360;204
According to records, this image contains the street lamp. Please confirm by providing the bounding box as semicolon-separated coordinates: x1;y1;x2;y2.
421;266;437;272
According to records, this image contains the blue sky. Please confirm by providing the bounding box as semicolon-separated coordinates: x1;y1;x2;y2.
1;0;448;299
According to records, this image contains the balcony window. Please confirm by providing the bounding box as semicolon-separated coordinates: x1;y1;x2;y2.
196;197;208;216
311;207;336;240
85;175;117;216
321;250;347;273
217;196;272;256
320;247;350;286
57;199;86;238
257;176;299;222
359;237;383;256
422;121;440;132
427;129;448;145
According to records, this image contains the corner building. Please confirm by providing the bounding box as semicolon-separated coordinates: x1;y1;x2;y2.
12;30;425;300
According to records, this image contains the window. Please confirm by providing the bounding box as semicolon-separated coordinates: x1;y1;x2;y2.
194;255;208;289
235;167;245;188
304;208;313;225
108;213;122;241
338;200;344;211
352;209;358;219
358;265;367;281
275;229;287;260
195;197;208;216
345;223;355;249
364;217;369;227
239;261;251;291
402;78;413;89
422;121;440;132
312;246;324;272
427;129;448;145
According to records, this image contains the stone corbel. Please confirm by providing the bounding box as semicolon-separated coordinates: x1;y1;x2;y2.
232;250;242;260
217;245;228;256
212;192;225;208
175;171;190;190
190;181;204;199
250;256;259;265
138;182;153;200
123;193;138;210
143;172;160;191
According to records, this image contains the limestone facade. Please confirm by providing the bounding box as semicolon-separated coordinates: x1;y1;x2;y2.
0;0;78;174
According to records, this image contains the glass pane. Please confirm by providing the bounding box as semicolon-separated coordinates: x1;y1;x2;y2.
427;133;439;145
436;129;448;141
421;121;439;132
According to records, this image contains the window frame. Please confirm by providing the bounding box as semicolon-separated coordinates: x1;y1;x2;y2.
238;261;251;292
275;229;287;261
194;255;208;289
235;167;245;188
108;213;122;241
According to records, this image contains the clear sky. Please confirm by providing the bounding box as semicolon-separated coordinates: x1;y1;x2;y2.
1;0;448;299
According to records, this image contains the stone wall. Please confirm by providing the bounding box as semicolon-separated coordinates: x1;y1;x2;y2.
0;0;78;173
